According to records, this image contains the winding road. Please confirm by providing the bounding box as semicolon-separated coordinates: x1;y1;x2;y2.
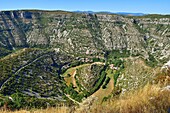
0;53;51;91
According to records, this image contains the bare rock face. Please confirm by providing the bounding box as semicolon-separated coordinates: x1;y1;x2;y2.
0;10;170;60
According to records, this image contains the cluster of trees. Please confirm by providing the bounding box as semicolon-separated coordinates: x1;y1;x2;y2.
64;83;85;102
114;71;121;86
102;77;110;89
0;48;12;58
92;58;105;62
91;70;107;94
0;93;59;110
107;50;130;60
145;53;158;67
61;61;84;74
70;61;84;67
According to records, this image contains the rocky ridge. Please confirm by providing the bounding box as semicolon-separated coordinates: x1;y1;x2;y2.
0;10;169;62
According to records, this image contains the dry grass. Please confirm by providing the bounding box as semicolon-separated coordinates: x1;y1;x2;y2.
2;84;169;113
91;77;114;102
91;83;170;113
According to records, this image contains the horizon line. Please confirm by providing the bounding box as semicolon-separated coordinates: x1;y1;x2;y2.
0;9;169;15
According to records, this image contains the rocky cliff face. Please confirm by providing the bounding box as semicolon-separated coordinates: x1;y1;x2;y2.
0;10;169;107
0;10;170;61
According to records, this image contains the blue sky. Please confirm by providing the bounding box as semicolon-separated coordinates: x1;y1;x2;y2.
0;0;170;14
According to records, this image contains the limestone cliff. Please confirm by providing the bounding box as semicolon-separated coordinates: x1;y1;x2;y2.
0;10;170;61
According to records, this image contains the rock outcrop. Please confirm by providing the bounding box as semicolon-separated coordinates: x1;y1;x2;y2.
0;10;169;61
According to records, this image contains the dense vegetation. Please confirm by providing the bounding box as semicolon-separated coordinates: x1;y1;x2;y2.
0;93;62;110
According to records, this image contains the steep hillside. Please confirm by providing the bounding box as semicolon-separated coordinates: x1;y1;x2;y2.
0;48;76;100
0;10;169;61
0;10;170;111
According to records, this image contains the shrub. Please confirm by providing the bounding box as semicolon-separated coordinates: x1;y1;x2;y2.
91;71;106;93
114;71;120;86
145;53;158;67
102;77;110;89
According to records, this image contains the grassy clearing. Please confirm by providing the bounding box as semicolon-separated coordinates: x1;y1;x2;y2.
90;69;114;102
64;69;76;86
91;78;114;102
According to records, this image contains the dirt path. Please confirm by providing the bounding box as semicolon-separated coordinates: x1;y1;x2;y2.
72;70;77;87
65;94;81;105
64;62;105;86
